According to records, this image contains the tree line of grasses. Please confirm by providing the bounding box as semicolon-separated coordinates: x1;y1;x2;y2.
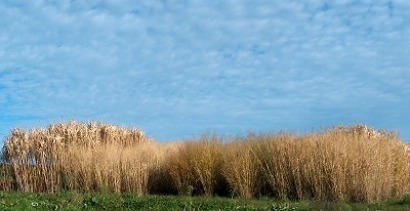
1;121;409;203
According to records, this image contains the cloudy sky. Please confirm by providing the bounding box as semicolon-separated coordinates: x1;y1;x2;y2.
1;0;409;143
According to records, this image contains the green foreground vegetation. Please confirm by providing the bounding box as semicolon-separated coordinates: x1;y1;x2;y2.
1;192;410;211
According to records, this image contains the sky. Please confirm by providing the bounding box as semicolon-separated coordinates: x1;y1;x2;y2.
1;0;410;144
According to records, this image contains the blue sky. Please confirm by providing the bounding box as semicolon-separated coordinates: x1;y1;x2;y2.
1;0;410;143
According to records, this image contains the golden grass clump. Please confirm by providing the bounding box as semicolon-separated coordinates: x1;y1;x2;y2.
254;133;303;199
253;125;410;202
59;141;164;195
166;135;223;196
1;121;151;194
0;162;14;191
1;123;410;203
221;137;261;198
189;135;223;196
164;141;194;195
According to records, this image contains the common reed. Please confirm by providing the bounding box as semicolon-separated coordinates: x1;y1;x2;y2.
189;135;223;196
253;126;410;202
166;135;224;196
165;141;195;195
221;137;261;198
1;121;150;194
1;123;409;203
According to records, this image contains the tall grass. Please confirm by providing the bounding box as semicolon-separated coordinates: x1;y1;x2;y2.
165;141;196;195
166;135;224;196
1;121;151;194
222;137;261;198
254;127;410;202
1;122;409;203
58;142;162;195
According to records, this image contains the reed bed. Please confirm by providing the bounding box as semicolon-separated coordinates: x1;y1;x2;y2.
0;121;150;194
1;122;409;203
253;127;410;202
222;137;261;198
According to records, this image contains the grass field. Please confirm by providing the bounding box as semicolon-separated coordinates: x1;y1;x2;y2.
1;191;410;211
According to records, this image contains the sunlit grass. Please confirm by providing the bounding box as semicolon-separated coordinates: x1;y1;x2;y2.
1;121;409;203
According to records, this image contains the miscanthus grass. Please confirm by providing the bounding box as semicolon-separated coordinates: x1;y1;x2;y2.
1;122;409;203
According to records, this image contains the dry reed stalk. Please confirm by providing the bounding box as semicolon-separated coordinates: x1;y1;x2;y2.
0;163;13;191
166;141;195;195
190;135;223;196
254;133;294;199
221;140;260;198
1;121;148;194
2;123;410;203
59;141;160;195
252;127;410;202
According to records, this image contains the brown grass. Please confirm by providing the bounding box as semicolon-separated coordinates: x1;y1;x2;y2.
166;135;224;196
253;127;410;202
189;135;223;196
166;141;196;195
1;121;151;194
1;122;409;203
222;137;261;198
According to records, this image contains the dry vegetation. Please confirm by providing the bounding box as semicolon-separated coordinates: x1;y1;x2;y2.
1;121;410;203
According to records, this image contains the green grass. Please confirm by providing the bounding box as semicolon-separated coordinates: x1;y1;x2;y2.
1;192;410;211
